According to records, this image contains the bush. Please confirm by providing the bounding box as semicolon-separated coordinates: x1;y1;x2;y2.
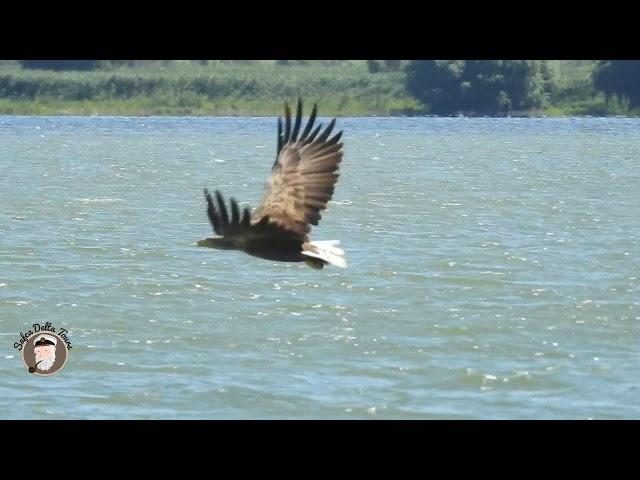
20;60;97;71
367;60;404;73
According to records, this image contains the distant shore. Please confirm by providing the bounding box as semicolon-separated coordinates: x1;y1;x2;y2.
0;62;637;117
0;64;418;117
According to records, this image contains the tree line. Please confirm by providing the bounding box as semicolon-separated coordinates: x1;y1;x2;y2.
398;60;640;115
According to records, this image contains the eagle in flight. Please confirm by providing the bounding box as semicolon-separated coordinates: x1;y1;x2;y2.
197;99;346;269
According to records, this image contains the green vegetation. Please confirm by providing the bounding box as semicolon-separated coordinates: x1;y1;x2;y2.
0;61;418;116
405;60;551;115
0;60;638;116
543;60;635;116
593;60;640;108
404;60;640;116
20;60;98;71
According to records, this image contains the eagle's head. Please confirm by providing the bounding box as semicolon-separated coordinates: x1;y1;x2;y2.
196;237;236;250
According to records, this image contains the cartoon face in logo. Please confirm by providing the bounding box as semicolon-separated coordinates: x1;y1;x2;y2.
22;333;68;376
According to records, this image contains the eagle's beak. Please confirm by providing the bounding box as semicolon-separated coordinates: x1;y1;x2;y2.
197;237;235;250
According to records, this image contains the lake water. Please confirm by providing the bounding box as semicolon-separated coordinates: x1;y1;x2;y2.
1;116;639;419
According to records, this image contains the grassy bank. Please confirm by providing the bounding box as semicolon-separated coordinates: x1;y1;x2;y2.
0;63;419;116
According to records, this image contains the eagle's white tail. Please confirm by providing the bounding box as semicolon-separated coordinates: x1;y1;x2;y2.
302;240;347;268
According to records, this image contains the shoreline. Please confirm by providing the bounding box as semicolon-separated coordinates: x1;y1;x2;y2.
0;108;637;118
0;100;636;118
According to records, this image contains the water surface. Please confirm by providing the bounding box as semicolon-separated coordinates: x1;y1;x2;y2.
1;116;639;418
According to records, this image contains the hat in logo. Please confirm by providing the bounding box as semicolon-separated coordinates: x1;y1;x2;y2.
34;334;57;347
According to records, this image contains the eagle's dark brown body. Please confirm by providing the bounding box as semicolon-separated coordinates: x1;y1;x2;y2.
197;99;346;269
244;234;306;263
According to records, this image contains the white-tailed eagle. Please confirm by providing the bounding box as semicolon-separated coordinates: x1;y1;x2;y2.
197;99;346;269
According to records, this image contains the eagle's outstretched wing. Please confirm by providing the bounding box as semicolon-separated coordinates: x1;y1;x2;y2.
252;98;344;236
205;189;251;237
203;99;343;242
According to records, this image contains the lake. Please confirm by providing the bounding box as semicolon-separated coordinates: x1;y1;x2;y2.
1;116;638;419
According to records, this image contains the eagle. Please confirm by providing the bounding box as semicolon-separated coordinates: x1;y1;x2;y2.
196;99;346;269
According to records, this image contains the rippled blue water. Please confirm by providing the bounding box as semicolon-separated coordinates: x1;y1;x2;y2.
1;116;639;419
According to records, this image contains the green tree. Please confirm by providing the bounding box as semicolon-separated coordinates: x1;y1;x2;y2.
383;60;402;71
593;60;640;108
404;60;465;113
405;60;549;115
367;60;382;73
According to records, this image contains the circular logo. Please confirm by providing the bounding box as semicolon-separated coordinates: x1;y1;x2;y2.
22;332;68;376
